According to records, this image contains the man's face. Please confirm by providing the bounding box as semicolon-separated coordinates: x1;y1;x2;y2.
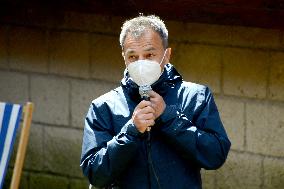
122;29;171;69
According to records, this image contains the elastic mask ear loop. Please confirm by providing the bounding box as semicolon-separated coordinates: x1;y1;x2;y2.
158;49;168;77
159;49;168;65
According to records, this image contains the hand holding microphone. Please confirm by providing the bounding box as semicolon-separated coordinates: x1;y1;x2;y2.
132;90;166;133
132;100;156;133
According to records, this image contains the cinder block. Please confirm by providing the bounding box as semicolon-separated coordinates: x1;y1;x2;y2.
0;71;28;104
167;21;231;45
71;79;117;128
223;48;268;98
216;151;262;189
0;26;8;69
201;169;216;189
168;40;179;58
90;34;125;83
44;126;84;178
49;31;90;78
186;23;232;45
23;123;44;171
165;20;188;42
269;52;284;101
168;22;280;48
9;27;48;73
246;101;284;157
215;97;245;150
174;44;222;93
30;173;69;189
263;157;284;189
30;75;69;125
230;26;281;49
60;11;112;33
70;179;90;189
168;41;180;70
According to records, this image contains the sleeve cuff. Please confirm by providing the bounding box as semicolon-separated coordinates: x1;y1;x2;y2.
159;105;178;123
120;119;142;137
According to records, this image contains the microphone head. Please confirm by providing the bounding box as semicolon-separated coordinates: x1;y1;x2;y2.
139;85;152;100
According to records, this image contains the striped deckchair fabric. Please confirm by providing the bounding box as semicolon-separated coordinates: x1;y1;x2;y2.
0;102;33;189
0;102;22;189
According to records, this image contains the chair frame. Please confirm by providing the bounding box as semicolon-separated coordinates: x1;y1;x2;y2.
9;102;34;189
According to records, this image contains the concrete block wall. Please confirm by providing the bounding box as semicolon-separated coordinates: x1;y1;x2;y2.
0;11;283;189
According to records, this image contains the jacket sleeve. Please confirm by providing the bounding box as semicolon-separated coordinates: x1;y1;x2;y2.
80;101;141;188
158;87;231;170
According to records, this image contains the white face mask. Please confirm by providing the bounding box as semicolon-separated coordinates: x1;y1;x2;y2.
127;49;167;86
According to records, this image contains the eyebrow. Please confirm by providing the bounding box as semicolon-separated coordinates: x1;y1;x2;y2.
144;47;156;51
125;47;156;55
125;49;135;55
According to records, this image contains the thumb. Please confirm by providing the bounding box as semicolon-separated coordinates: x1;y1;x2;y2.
148;90;159;98
148;90;161;98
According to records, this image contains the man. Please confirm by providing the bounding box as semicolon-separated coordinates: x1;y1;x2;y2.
80;15;231;189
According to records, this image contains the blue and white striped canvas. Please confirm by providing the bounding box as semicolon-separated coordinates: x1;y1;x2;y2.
0;102;22;189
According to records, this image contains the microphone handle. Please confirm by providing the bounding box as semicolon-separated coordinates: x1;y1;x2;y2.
141;95;151;131
142;96;150;101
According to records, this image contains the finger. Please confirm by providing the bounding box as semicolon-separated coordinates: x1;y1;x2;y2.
135;119;151;128
144;119;155;127
135;111;155;121
139;106;155;114
136;100;152;109
142;113;155;120
148;120;155;126
148;90;159;98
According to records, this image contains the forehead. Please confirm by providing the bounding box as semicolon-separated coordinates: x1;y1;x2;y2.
123;29;164;53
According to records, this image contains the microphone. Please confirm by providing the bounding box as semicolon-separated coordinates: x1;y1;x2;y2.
139;85;152;131
139;85;151;101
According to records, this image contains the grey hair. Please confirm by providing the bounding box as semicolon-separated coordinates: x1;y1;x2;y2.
119;15;168;50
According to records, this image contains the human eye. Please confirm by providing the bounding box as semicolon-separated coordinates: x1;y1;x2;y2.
146;53;156;59
128;55;137;62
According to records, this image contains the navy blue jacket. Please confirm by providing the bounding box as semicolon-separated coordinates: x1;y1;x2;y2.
80;64;231;189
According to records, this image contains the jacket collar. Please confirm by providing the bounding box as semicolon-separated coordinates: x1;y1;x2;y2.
121;63;183;102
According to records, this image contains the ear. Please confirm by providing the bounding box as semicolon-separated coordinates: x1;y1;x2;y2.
166;48;172;62
122;52;125;60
